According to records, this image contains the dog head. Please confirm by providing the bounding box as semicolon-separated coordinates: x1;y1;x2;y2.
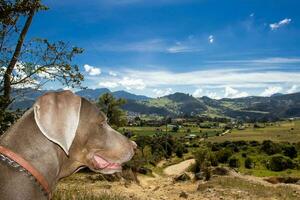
33;90;136;174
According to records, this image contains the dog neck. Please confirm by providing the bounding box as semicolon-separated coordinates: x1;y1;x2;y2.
0;108;69;192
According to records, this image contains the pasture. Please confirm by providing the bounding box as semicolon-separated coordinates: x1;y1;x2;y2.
208;120;300;143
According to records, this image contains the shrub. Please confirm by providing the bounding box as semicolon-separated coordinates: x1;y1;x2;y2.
228;156;240;168
241;152;247;158
211;143;221;151
261;140;281;155
216;148;233;163
244;157;254;169
282;145;297;159
267;154;294;171
249;141;259;147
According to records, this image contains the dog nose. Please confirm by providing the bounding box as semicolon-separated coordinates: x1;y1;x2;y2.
131;141;137;150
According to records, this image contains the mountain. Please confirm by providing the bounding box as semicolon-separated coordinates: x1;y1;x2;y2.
8;88;300;121
112;90;150;101
123;92;300;121
75;88;110;100
9;88;151;110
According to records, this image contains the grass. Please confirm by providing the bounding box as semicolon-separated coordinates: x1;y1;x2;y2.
200;176;300;200
53;172;138;200
53;189;129;200
208;120;300;143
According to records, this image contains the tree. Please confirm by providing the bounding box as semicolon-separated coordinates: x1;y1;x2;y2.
97;93;127;127
0;0;84;110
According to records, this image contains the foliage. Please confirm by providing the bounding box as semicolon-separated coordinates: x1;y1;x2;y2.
244;157;254;169
267;154;294;171
228;156;240;168
0;108;22;134
216;148;233;163
97;93;127;127
282;145;297;159
0;0;84;110
261;140;281;155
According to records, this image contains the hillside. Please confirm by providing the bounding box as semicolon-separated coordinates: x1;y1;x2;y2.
123;92;300;121
8;88;300;121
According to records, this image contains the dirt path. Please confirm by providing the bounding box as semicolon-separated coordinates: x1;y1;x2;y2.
163;159;195;176
57;159;300;200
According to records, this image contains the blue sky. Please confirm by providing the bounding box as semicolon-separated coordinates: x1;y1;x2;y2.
28;0;300;98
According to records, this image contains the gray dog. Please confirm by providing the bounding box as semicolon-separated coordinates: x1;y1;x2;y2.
0;91;136;200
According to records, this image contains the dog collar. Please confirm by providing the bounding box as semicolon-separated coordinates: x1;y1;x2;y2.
0;145;51;199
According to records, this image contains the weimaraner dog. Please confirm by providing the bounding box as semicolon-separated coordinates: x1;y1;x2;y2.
0;91;136;200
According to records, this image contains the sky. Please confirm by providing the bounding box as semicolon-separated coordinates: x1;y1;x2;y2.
27;0;300;98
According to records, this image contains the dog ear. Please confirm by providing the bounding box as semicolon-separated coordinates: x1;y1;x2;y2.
33;91;81;155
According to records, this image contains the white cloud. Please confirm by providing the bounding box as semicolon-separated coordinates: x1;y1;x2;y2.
123;68;300;89
224;86;249;98
209;57;300;64
97;38;201;54
167;42;201;53
261;86;282;96
109;71;117;76
192;88;203;97
153;88;173;97
250;13;255;17
270;18;291;30
206;92;221;100
208;35;214;43
118;77;146;90
287;85;298;94
84;64;101;76
98;81;118;88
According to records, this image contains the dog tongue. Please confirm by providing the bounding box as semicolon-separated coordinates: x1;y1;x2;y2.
94;155;121;169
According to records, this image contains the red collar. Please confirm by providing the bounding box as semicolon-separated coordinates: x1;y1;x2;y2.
0;145;51;198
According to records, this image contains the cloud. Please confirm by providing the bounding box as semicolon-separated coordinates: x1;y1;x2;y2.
208;35;214;43
109;71;117;77
84;64;101;76
98;81;118;88
153;88;173;97
206;92;221;100
123;68;300;89
192;88;203;97
287;85;298;94
270;18;291;30
96;38;201;54
250;13;255;17
167;42;201;53
208;57;300;64
118;77;146;90
224;86;249;98
261;86;282;96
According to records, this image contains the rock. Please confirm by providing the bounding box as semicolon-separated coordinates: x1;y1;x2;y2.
295;180;300;185
174;173;191;182
179;191;188;199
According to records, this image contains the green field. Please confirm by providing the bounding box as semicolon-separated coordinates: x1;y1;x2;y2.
119;125;223;138
208;120;300;143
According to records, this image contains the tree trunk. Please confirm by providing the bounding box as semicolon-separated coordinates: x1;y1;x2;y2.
1;8;35;109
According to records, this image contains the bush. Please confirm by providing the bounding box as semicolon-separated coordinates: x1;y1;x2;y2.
216;148;232;163
267;154;294;171
244;157;254;169
228;157;240;168
261;140;281;155
282;145;297;159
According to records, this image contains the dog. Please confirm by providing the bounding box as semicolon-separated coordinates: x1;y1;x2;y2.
0;90;136;200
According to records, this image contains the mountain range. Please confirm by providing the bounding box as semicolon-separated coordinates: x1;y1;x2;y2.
9;88;300;121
